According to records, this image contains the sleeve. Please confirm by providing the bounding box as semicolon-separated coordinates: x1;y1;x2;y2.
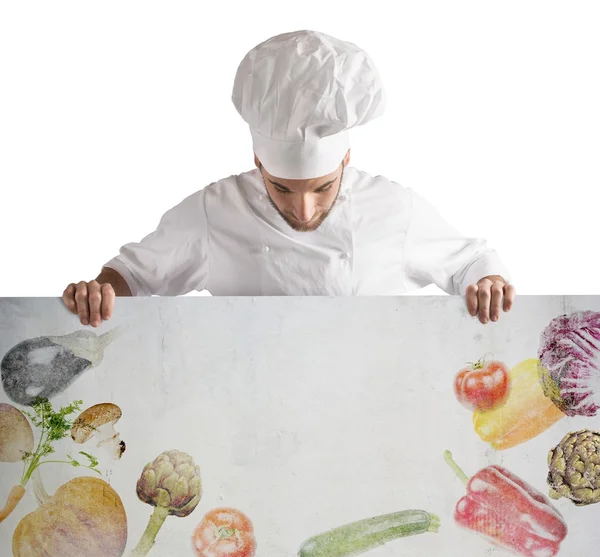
102;189;210;296
403;188;512;295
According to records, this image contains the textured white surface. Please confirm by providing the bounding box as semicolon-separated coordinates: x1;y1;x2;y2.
1;296;599;556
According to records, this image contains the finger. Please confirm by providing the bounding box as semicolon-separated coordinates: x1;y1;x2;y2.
87;280;103;327
62;283;78;314
465;284;479;316
503;283;516;311
477;281;492;324
74;281;90;325
490;281;504;321
101;283;115;320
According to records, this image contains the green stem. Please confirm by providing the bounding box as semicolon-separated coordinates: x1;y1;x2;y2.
100;326;122;348
443;450;470;486
427;513;441;533
33;459;102;474
130;506;169;557
21;458;28;486
22;447;44;485
215;525;237;539
21;409;48;485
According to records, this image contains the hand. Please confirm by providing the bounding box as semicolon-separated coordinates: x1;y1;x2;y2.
465;275;515;324
62;280;115;327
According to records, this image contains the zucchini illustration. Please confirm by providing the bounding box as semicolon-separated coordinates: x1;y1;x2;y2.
298;509;440;557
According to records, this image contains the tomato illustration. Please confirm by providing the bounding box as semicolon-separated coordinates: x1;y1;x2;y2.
192;507;257;557
454;358;510;411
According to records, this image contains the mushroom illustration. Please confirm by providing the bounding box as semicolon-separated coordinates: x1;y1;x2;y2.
71;403;126;459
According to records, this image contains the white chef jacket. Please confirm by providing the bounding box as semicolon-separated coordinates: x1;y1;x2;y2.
103;166;510;297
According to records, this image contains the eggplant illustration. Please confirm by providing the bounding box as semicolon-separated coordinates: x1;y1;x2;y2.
1;328;121;405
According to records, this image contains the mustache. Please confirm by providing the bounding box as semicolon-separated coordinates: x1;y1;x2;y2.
267;197;326;231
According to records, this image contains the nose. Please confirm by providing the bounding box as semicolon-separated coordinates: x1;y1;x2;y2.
291;194;317;223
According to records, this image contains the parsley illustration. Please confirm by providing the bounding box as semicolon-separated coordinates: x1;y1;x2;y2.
20;396;101;484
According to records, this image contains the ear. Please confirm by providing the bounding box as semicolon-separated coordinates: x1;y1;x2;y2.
343;149;351;167
254;154;262;169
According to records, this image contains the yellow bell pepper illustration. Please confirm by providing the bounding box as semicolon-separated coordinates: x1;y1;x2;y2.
473;359;565;450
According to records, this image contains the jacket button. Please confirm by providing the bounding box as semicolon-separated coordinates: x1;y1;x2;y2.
264;245;270;253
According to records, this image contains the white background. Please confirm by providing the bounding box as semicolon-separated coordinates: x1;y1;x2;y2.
2;296;599;556
1;1;599;296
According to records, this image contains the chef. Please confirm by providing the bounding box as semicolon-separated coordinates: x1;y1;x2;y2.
63;30;515;326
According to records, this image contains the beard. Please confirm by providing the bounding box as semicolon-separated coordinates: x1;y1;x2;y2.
265;167;344;233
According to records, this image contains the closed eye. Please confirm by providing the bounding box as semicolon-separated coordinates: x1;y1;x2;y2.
271;180;335;194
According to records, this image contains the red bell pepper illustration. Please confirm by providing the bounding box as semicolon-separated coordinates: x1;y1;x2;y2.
444;450;568;556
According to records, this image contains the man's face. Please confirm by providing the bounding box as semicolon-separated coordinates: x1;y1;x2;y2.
256;150;350;232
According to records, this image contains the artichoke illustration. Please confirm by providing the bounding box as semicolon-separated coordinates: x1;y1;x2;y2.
131;449;202;556
547;429;600;506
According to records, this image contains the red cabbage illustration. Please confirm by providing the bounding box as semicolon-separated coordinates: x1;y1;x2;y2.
538;311;600;417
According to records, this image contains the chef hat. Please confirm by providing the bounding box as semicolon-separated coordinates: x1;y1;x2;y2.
232;30;386;179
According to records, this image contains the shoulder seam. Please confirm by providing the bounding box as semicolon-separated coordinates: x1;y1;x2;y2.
402;188;416;291
201;188;210;291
